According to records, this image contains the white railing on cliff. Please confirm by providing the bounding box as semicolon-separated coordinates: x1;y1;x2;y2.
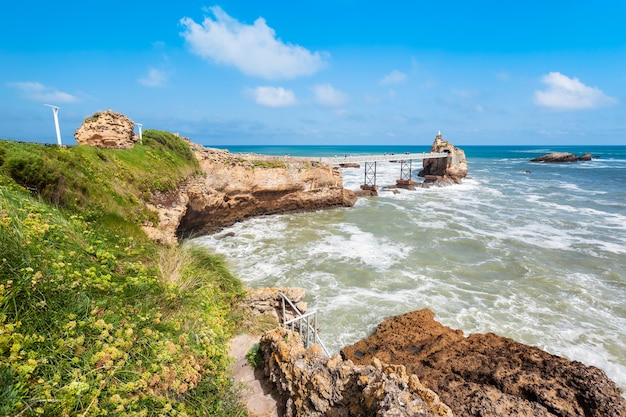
279;292;330;357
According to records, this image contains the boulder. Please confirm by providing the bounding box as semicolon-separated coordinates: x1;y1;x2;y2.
342;309;626;417
418;132;467;184
74;110;138;148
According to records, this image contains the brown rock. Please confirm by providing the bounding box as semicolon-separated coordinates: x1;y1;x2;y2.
418;132;468;184
241;287;307;324
175;148;357;237
141;148;357;243
342;309;626;417
74;110;138;148
260;327;453;417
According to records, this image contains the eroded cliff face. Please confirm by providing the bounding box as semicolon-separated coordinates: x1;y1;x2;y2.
142;146;357;244
342;309;626;417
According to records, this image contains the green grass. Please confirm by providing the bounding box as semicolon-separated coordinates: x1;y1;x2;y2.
0;130;200;225
250;161;287;169
0;135;247;416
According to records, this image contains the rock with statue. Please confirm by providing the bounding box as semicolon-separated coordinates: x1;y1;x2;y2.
418;131;468;185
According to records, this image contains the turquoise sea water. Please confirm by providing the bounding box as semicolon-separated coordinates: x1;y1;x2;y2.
197;145;626;391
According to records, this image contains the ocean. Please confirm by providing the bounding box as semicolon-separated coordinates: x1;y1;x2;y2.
194;145;626;391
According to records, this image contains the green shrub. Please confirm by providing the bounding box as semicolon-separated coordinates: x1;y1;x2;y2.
246;343;263;369
83;111;101;123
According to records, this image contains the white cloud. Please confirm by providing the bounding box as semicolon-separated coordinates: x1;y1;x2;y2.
312;84;347;107
534;72;617;110
9;81;78;103
180;6;328;79
380;70;407;85
138;68;167;87
251;86;297;107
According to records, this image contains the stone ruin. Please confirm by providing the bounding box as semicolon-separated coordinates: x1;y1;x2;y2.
74;109;139;149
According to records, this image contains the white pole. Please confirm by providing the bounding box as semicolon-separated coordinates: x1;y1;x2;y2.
137;123;143;144
44;104;62;145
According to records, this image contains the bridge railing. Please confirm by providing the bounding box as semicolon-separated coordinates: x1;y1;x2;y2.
327;152;449;165
228;152;448;166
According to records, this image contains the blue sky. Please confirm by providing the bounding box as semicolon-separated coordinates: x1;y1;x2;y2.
1;1;625;146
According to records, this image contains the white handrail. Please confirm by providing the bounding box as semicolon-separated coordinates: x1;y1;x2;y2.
279;292;330;357
325;152;449;165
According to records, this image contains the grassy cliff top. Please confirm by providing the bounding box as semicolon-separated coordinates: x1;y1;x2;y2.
0;130;200;226
0;133;247;416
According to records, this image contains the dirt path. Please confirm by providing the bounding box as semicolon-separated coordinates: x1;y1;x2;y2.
229;334;280;417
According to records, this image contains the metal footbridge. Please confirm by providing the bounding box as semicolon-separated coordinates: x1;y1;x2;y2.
318;151;449;191
319;151;448;166
235;150;450;190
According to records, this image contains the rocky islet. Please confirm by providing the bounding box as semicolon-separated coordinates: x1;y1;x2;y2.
530;151;593;162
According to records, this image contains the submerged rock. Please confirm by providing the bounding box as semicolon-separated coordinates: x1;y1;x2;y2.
342;309;626;417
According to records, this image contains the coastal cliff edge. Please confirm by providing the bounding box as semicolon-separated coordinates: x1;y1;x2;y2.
143;144;357;244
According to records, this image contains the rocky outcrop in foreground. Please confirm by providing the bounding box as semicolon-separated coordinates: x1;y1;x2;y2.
342;309;626;417
74;109;139;148
240;287;307;324
260;327;453;417
418;132;468;185
143;146;357;244
531;152;592;163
